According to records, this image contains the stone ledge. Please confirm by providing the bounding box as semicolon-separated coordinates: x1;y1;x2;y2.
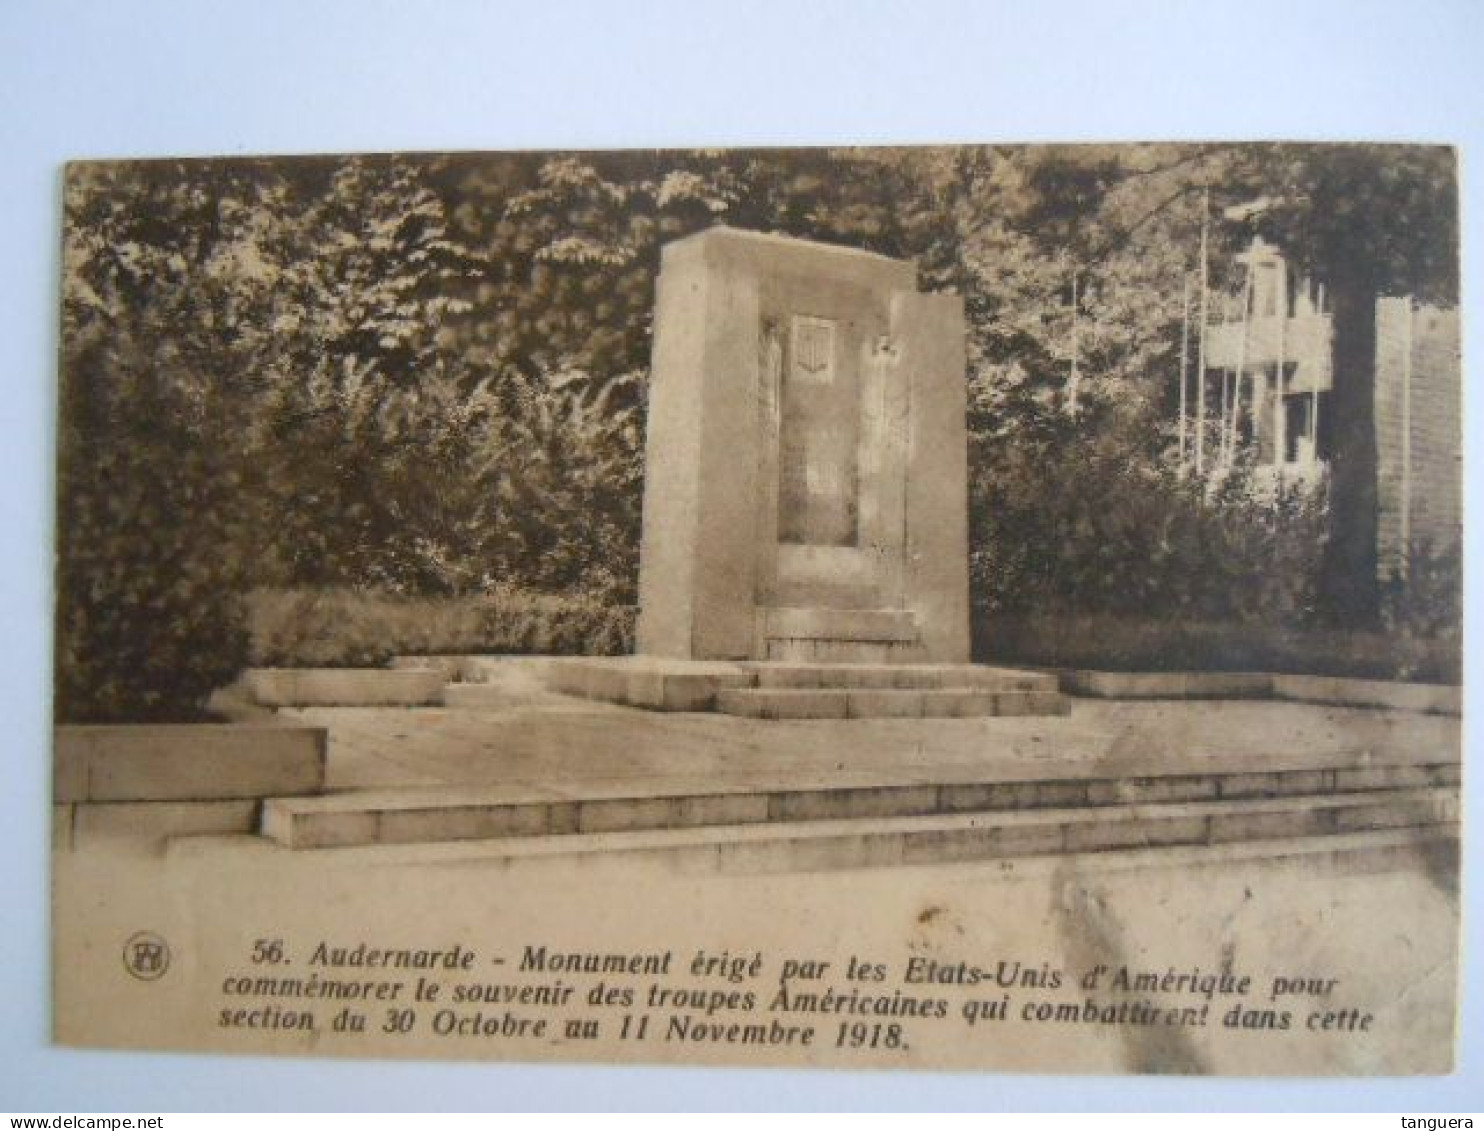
245;668;445;707
393;655;565;686
1061;669;1461;716
715;686;1068;720
545;657;754;712
845;689;925;718
260;783;1458;859
1270;674;1461;716
55;724;327;803
745;662;1058;692
219;822;1459;879
389;655;475;682
765;640;905;663
56;799;260;849
440;684;521;710
1062;670;1273;699
716;689;850;720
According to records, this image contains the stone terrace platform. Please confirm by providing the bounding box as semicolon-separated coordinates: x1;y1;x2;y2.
303;660;1460;794
248;659;1460;864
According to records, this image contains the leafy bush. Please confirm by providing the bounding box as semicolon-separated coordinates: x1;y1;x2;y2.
1378;537;1462;679
54;339;251;722
968;406;1453;681
248;587;635;668
977;613;1459;683
969;404;1328;629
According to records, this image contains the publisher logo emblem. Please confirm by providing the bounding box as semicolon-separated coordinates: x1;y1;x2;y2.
123;931;171;981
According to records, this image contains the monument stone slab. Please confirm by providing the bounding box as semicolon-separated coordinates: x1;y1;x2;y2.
636;227;971;664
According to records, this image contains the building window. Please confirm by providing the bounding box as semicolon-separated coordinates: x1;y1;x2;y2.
1284;395;1310;464
1258;263;1280;317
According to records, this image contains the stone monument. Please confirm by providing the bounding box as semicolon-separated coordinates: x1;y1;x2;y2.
547;226;1064;718
637;226;970;665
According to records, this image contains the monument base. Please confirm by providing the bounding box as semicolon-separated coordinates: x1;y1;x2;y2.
542;655;1068;719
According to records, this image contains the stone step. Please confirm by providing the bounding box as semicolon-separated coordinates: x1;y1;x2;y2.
205;824;1459;880
742;662;1058;692
519;656;1062;714
1059;669;1462;716
763;639;926;664
259;782;1458;855
545;657;754;711
761;606;918;643
1063;670;1274;700
390;654;478;682
767;578;886;610
694;792;1460;874
714;687;1069;719
458;656;566;686
260;757;1459;850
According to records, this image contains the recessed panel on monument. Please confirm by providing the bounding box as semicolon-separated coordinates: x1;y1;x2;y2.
636;227;971;664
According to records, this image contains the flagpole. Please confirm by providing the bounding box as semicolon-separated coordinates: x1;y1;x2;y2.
1178;272;1190;468
1194;188;1210;474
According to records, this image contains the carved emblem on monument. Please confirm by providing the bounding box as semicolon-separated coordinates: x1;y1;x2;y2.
790;315;836;383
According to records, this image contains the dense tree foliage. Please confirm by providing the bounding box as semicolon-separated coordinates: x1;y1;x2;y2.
55;144;1458;719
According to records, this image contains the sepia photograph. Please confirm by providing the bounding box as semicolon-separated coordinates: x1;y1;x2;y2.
49;142;1462;1077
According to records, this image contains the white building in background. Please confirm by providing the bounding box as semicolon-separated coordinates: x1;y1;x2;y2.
1194;236;1333;484
1181;236;1462;581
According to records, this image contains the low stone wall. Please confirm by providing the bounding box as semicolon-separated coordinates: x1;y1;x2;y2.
244;667;445;707
56;724;327;801
1060;669;1460;716
389;655;476;682
1062;671;1272;700
1270;675;1461;716
54;723;328;849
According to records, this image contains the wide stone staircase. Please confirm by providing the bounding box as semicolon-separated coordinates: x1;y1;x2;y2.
242;652;1460;869
257;755;1460;873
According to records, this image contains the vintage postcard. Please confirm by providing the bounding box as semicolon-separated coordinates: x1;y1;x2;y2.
51;143;1461;1074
